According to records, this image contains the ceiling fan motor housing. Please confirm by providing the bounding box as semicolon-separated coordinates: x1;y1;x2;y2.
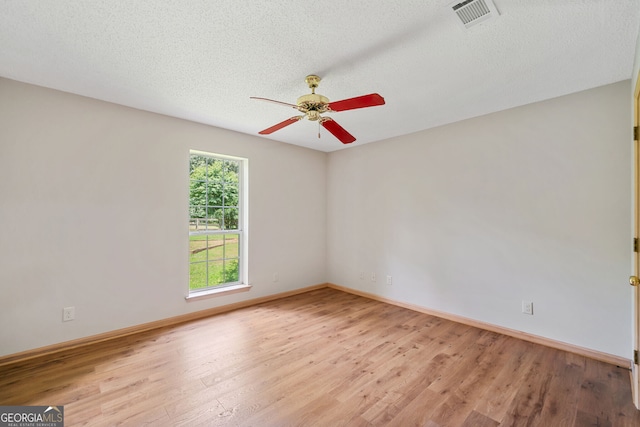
297;93;329;120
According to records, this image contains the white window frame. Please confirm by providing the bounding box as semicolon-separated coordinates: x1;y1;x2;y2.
186;150;249;300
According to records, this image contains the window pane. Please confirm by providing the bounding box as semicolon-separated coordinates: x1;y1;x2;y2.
189;205;205;218
189;235;208;261
222;183;239;207
189;262;207;290
190;218;207;232
223;208;239;230
206;181;223;206
224;160;239;177
190;155;208;179
225;234;239;258
223;161;239;208
190;206;206;231
190;180;206;207
206;207;223;230
207;260;225;286
209;158;224;182
224;259;240;283
204;235;225;261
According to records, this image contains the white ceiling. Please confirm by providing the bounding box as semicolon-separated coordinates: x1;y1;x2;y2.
1;1;639;152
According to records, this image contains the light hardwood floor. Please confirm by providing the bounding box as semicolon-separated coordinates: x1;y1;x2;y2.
1;288;639;426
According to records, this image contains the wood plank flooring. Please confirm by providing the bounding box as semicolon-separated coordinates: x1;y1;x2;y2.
1;288;638;426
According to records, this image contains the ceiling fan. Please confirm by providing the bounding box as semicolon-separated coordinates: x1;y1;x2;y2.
251;75;385;144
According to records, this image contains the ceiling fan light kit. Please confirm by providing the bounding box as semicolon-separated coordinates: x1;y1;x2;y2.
251;75;385;144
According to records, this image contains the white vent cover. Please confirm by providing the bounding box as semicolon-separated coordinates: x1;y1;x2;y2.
452;0;499;28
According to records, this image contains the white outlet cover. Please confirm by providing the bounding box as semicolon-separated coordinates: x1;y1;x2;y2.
63;306;75;321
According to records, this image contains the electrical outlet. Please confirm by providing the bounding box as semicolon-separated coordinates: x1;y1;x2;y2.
360;272;365;280
371;272;376;282
273;272;279;282
386;275;392;285
522;301;533;315
63;306;75;322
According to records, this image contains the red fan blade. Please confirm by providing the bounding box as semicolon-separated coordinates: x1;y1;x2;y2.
328;93;385;112
321;118;356;144
250;97;298;109
258;116;302;135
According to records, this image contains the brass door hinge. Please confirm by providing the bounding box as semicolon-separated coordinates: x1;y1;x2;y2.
634;238;638;253
635;350;639;365
635;126;639;141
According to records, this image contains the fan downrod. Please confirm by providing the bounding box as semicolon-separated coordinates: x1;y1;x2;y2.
305;75;321;94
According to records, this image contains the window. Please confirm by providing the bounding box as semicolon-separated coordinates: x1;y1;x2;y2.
188;151;246;296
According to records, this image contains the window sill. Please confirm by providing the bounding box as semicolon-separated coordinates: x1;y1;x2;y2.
185;283;252;301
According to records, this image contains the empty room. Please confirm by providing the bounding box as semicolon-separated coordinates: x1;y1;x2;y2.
2;1;640;426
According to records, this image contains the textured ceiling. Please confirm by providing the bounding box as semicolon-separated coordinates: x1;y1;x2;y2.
1;0;639;152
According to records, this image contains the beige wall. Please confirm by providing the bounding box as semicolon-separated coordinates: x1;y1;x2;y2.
327;81;632;358
0;78;327;357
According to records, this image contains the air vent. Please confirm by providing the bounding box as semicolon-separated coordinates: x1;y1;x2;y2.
452;0;499;28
